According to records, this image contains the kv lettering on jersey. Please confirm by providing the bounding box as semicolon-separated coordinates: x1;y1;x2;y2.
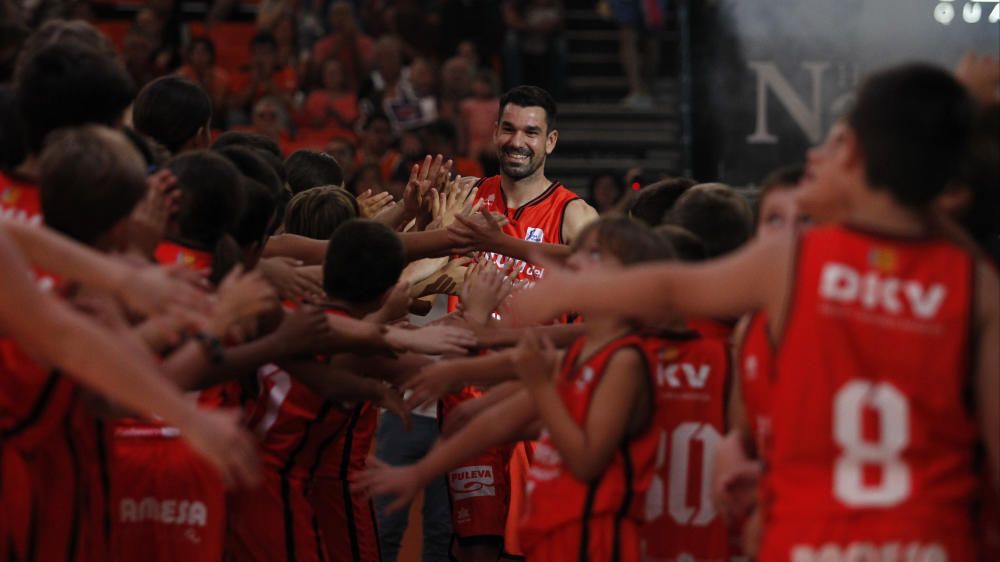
819;261;947;321
792;542;947;562
449;465;497;500
119;497;209;527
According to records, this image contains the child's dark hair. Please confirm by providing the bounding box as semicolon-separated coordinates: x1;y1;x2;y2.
665;183;753;258
39;126;147;244
132;76;211;154
573;216;674;266
653;224;707;262
323;219;405;305
16;41;134;154
847;63;975;208
283;186;359;240
627;177;697;227
754;164;804;226
167;150;245;248
286;149;344;194
212;130;282;158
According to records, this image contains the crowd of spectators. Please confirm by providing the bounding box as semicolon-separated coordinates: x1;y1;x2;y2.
0;0;580;200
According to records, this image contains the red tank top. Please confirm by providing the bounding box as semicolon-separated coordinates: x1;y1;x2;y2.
519;333;655;550
247;307;366;480
639;330;732;561
768;225;978;533
739;312;774;457
473;175;580;282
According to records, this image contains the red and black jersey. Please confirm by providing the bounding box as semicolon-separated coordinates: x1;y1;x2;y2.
0;170;42;226
639;330;732;561
519;334;655;553
739;311;774;457
761;224;980;558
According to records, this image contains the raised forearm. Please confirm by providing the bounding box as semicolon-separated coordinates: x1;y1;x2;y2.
281;360;385;403
400;229;456;261
263;234;327;265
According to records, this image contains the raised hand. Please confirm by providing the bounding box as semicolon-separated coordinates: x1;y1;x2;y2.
118;261;212;317
375;385;412;430
129;169;181;257
385;324;477;355
357;189;396;219
352;457;423;514
512;330;558;390
402;360;464;409
258;257;325;302
447;209;509;255
207;265;278;342
460;258;518;325
372;280;413;324
272;305;335;356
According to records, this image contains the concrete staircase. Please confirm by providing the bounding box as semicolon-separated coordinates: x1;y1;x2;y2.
547;4;685;195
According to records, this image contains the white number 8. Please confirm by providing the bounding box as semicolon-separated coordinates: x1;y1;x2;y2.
833;381;911;507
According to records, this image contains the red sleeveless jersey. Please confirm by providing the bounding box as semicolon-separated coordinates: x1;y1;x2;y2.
761;225;979;559
247;307;370;480
639;330;732;562
739;312;774;457
519;334;655;552
473;175;580;282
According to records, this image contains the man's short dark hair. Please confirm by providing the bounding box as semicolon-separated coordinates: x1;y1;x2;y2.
212;131;282;158
133;76;212;154
168;150;245;247
627;177;697;227
16;41;134;154
848;63;975;208
665;183;753;258
39;126;147;244
498;85;557;131
286;150;344;194
323;219;405;305
232;177;277;249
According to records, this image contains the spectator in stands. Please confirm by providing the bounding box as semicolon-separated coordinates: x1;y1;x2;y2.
459;69;500;160
356;112;401;185
311;1;374;91
587;171;627;214
268;11;307;78
303;57;359;131
424;119;484;178
248;96;292;153
232;31;298;123
438;56;472;122
383;0;441;58
612;0;665;108
456;39;479;70
502;0;567;98
177;37;231;129
360;36;436;132
122;25;158;88
325;136;358;186
143;0;185;72
351;162;385;197
387;128;426;198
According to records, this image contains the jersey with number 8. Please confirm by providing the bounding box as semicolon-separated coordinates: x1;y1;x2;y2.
639;330;732;562
761;226;980;560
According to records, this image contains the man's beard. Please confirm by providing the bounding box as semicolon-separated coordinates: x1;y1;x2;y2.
498;147;545;180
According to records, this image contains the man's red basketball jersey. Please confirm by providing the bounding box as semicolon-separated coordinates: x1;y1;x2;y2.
519;334;656;555
761;225;980;560
639;330;732;562
472;175;580;282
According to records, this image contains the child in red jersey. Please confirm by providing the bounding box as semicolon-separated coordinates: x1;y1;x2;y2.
511;64;999;562
711;165;808;558
358;217;669;562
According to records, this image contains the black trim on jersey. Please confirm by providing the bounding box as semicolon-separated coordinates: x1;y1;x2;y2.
367;499;383;562
612;442;634;562
772;229;805;367
280;402;334;562
339;406;364;562
63;414;81;562
310;512;327;562
512;181;561;222
304;409;347;487
557;197;581;245
578;482;598;562
1;372;61;439
721;345;734;432
842;221;933;243
25;488;38;562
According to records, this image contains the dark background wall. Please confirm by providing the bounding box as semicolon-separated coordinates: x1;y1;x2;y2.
688;0;999;185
